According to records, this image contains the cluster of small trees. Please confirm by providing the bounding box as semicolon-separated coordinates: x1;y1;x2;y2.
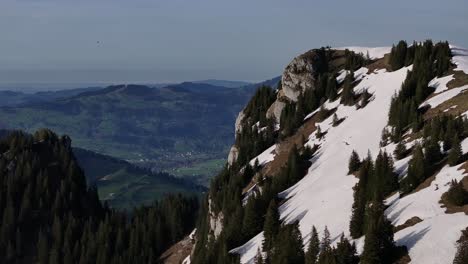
347;151;400;264
399;115;467;194
387;40;452;140
389;40;451;76
348;151;397;238
0;130;199;263
236;86;277;165
446;180;468;206
344;49;370;71
258;221;358;264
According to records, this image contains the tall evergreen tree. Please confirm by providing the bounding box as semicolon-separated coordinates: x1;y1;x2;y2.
263;199;280;252
317;226;334;264
448;135;462;166
360;201;395;264
271;222;305;264
242;196;263;239
305;226;320;264
348;150;361;174
349;157;373;238
401;144;426;194
341;71;355;105
335;234;359;264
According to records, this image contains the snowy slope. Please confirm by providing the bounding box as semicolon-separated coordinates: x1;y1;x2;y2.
429;74;454;94
230;45;468;264
249;144;277;167
386;164;468;264
234;66;410;264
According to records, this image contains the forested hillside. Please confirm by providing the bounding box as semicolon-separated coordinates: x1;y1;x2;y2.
73;147;205;209
179;41;468;264
0;129;199;263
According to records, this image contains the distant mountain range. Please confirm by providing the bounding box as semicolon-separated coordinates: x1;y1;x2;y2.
0;87;101;107
0;77;280;185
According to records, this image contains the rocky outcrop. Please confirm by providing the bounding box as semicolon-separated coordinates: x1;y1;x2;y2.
281;50;318;102
266;90;287;123
227;145;239;166
208;198;224;238
266;49;319;123
235;109;245;134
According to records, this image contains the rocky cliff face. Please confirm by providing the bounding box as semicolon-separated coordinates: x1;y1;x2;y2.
281;50;318;102
266;49;320;123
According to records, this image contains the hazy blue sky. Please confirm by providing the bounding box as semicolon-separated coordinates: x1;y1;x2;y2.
1;0;467;86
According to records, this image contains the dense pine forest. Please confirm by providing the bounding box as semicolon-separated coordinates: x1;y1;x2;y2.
0;130;199;263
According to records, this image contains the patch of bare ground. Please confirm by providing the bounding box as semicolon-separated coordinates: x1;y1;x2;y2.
423;68;468;120
366;54;391;73
440;162;468;215
447;69;468;89
159;235;194;264
394;216;423;233
424;90;468;120
242;108;336;194
403;160;448;197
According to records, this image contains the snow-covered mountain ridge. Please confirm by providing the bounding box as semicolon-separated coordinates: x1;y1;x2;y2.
171;42;468;264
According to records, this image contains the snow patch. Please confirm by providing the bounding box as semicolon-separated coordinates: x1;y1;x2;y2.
443;105;458;112
451;45;468;74
182;255;191;264
230;232;264;264
429;74;454;94
249;144;277;167
462;137;468;154
420;85;468;109
304;99;340;121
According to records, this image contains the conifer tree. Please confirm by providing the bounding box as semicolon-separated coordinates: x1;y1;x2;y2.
446;180;468;206
335;234;359;264
327;76;338;101
263;200;280;252
316;126;323;139
317;226;334;264
242;196;263;239
448;135;462;166
349;157;373;238
305;226;320;264
360;201;395;264
393;141;407;160
271;223;305;264
401;144;425;194
332;114;340;127
341;71;355;105
348;150;361;174
424;138;442;165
